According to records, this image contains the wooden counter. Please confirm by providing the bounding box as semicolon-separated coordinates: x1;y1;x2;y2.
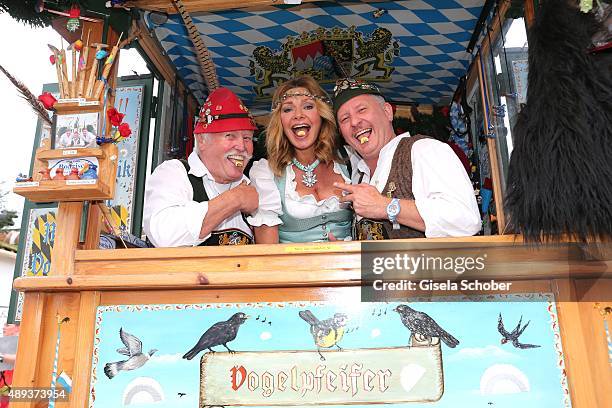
10;236;612;408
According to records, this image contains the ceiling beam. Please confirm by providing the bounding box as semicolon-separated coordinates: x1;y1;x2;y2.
171;0;219;90
125;0;326;14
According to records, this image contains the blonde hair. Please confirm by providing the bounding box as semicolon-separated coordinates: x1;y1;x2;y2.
266;75;341;176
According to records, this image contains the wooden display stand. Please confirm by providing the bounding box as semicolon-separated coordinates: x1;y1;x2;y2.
13;101;118;203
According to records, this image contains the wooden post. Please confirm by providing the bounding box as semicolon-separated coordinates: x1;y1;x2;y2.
553;279;599;407
10;293;46;407
69;291;100;408
83;202;103;250
49;202;83;276
476;54;507;232
573;279;612;408
524;0;536;28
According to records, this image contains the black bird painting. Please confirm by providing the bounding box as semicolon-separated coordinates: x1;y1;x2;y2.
104;328;157;379
498;313;541;349
299;310;348;361
177;393;186;398
394;304;459;348
183;312;249;360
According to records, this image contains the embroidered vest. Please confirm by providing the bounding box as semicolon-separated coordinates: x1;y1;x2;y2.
274;162;353;243
354;136;430;240
179;160;253;246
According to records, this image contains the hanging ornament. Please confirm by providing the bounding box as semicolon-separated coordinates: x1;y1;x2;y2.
67;5;81;32
96;50;108;60
50;54;56;65
73;40;83;51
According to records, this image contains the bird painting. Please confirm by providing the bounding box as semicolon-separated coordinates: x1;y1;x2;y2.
182;312;249;360
498;313;541;349
394;305;459;348
104;328;157;379
299;310;348;361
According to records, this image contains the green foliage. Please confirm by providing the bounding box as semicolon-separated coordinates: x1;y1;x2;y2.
0;183;16;232
0;0;53;28
0;209;17;232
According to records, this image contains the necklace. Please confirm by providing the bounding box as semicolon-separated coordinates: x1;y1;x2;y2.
292;158;320;187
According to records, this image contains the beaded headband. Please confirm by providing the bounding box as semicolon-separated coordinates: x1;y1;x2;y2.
332;78;381;98
272;92;332;110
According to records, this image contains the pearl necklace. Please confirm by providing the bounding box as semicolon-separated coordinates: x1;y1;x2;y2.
291;158;320;188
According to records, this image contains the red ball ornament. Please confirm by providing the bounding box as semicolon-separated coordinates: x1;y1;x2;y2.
69;5;81;18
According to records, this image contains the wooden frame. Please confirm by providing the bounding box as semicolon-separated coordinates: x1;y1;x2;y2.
463;0;518;233
125;0;322;13
13;143;118;203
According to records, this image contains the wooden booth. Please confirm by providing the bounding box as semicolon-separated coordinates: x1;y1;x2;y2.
7;1;611;407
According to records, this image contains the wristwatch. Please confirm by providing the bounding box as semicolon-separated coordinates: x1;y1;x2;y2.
386;198;401;230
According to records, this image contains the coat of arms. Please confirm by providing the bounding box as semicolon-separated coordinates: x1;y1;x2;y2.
249;26;399;99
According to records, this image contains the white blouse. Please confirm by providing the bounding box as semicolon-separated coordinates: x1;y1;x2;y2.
247;159;351;227
347;133;481;238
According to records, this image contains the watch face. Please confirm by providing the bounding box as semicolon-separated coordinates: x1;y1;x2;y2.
388;202;400;216
387;199;400;222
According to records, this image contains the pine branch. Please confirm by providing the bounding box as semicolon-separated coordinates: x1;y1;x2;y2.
0;63;52;126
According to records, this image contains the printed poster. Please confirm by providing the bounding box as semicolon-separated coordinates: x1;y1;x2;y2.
511;60;528;105
107;86;144;234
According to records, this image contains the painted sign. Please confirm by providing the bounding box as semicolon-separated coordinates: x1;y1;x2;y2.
20;208;56;277
202;346;442;405
15;207;57;320
107;86;144;233
89;297;570;408
47;157;99;178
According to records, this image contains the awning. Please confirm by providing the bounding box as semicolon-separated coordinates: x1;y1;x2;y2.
146;0;485;112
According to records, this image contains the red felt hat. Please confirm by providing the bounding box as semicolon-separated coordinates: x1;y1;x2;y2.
194;88;257;134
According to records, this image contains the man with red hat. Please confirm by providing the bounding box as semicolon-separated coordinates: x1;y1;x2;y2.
143;88;259;246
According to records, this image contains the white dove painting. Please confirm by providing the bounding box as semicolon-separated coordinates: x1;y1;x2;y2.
104;328;158;379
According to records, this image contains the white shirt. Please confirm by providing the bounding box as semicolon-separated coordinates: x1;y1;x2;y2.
143;151;252;247
347;132;481;238
247;159;351;226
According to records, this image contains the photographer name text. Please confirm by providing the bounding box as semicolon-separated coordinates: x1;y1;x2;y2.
372;279;512;291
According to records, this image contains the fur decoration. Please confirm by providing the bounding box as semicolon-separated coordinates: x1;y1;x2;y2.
505;0;612;242
0;63;53;126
